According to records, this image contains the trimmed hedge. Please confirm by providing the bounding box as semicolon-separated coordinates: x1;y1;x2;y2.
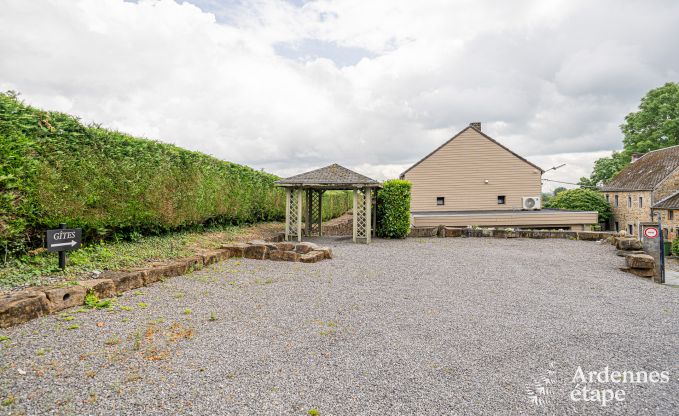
0;92;350;257
544;188;612;223
376;179;412;238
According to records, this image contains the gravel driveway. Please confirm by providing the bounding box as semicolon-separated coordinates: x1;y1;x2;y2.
1;237;678;415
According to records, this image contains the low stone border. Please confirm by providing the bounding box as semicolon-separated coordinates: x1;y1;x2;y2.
408;225;617;241
0;235;329;329
221;240;332;264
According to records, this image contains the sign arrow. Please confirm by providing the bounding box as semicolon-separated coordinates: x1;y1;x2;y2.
51;240;77;248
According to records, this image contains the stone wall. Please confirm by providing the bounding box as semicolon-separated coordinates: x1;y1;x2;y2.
408;226;616;241
604;190;653;236
654;168;679;201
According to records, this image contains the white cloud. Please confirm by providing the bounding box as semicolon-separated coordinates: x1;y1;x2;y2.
1;0;677;189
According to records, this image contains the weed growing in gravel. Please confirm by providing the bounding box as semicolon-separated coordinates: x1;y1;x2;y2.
209;312;217;321
183;308;192;315
133;290;144;296
308;409;320;415
1;395;15;407
105;336;121;346
119;305;133;311
137;302;148;309
84;291;113;309
66;324;80;330
0;336;9;342
36;348;45;356
173;292;185;299
131;330;142;351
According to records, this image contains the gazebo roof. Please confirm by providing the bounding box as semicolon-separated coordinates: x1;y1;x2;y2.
275;163;381;189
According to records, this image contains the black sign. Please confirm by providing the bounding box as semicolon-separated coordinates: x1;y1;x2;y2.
46;228;82;252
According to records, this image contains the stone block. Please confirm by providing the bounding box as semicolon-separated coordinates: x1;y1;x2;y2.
244;244;268;260
408;226;438;238
221;243;249;258
102;270;146;293
0;290;50;328
294;242;318;254
78;279;116;299
615;250;645;257
443;227;463;237
269;250;300;262
275;242;295;251
300;250;325;263
626;254;655;270
625;267;655;278
201;249;230;266
316;246;333;259
616;238;642;251
42;285;87;313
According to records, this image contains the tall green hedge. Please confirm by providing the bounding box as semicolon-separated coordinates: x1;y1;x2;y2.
376;179;412;238
544;188;612;223
0;92;350;257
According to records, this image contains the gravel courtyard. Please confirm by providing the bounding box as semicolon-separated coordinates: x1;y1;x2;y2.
1;237;678;415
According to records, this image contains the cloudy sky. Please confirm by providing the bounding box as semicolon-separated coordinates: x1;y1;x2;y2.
1;0;678;190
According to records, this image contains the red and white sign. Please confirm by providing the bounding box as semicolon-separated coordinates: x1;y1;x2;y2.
644;227;659;239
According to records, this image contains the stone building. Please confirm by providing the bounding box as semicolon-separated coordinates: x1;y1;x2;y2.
601;145;679;240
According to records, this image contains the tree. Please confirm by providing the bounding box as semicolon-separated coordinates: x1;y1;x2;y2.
580;82;679;186
553;187;567;196
622;82;679;154
578;151;629;188
544;188;612;223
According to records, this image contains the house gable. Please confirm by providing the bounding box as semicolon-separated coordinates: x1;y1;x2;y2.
402;126;543;212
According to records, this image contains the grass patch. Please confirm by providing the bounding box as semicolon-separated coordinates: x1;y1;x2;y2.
0;222;280;289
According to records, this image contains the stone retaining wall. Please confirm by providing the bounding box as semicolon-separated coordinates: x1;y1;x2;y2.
0;235;329;329
408;226;616;241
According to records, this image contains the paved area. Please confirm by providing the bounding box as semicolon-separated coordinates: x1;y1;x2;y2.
1;238;678;415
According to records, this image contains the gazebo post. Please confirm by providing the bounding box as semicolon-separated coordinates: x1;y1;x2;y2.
305;189;312;237
352;189;358;243
365;187;372;244
296;188;303;242
285;188;291;241
318;190;323;237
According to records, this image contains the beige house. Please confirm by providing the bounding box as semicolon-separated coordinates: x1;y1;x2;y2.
400;122;598;230
601;145;679;240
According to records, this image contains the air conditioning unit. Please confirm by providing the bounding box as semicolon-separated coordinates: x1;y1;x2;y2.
522;196;541;210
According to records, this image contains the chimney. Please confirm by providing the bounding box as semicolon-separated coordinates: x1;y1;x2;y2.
631;153;644;163
469;122;481;131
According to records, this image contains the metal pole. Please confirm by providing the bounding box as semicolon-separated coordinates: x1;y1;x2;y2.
658;212;665;284
58;223;66;270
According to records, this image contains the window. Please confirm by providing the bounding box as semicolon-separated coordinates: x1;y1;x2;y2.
436;197;445;206
664;228;669;238
627;195;632;208
615;222;619;232
614;195;619;207
605;194;610;203
628;224;634;235
670;210;675;221
497;195;506;205
639;196;643;208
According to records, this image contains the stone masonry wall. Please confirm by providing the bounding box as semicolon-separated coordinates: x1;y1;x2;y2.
605;190;653;236
653;167;679;201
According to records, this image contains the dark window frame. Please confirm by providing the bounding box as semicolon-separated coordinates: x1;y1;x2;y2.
436;197;445;206
497;195;506;205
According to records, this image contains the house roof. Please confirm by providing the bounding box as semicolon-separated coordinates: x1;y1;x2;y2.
600;145;679;191
652;190;679;210
399;125;544;178
275;163;381;189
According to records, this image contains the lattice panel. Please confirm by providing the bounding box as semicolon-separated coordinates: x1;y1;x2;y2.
310;190;322;236
356;189;368;239
289;189;300;238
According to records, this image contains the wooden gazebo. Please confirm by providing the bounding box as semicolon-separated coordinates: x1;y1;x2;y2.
275;164;382;244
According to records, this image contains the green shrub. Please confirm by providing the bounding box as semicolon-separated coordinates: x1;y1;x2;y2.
0;92;348;258
672;237;679;256
376;179;411;238
544;188;612;223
